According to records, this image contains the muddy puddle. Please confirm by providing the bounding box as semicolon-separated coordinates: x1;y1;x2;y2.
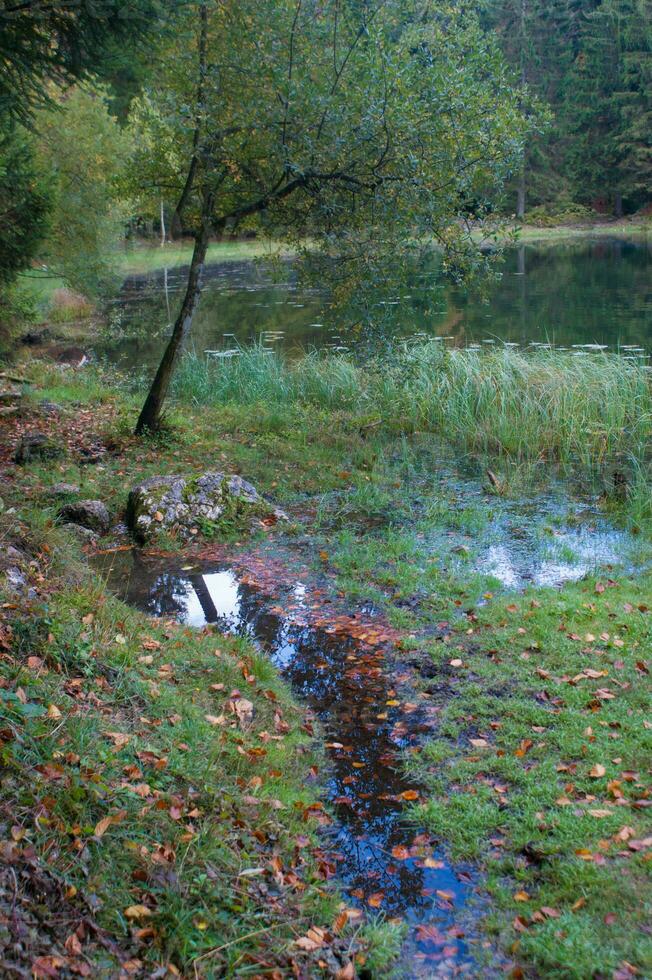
100;551;481;976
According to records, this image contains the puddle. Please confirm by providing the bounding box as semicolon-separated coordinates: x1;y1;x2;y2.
470;504;644;590
100;552;479;975
409;456;651;594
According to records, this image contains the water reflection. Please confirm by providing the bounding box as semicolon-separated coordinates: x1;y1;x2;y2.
104;553;475;972
99;238;651;370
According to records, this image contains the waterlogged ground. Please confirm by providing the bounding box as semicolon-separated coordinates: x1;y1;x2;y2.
99;238;652;370
96;455;650;976
100;549;483;974
6;347;649;976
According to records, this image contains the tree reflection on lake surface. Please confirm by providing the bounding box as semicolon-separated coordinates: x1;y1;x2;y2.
100;238;651;370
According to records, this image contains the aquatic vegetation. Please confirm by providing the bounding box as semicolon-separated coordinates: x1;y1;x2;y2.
175;343;652;471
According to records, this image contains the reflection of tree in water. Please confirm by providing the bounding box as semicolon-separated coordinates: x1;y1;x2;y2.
227;581;438;917
124;570;193;619
113;561;469;939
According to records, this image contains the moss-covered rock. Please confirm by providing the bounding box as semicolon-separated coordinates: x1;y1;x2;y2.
14;432;63;464
126;471;286;543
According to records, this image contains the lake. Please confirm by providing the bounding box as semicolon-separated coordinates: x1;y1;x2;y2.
100;237;651;370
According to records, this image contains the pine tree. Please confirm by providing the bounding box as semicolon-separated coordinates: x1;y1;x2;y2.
566;0;651;213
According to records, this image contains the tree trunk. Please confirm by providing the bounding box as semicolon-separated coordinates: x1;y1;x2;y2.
171;157;198;240
516;0;526;223
614;191;623;218
516;170;525;221
171;0;207;240
160;198;167;246
135;192;213;435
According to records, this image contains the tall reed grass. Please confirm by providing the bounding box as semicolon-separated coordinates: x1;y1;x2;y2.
174;343;652;468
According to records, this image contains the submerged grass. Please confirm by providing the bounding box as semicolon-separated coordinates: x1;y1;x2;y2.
175;343;652;473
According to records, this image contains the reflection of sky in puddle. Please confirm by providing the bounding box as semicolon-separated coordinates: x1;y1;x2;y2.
477;523;627;589
183;570;244;627
101;554;477;972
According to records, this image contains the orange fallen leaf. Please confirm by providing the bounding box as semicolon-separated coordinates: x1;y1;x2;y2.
400;789;419;801
124;905;152;919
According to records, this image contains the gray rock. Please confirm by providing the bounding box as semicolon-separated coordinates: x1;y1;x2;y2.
39;400;62;416
61;523;99;546
14;432;63;464
127;471;287;543
59;499;110;534
5;566;27;592
51;482;81;497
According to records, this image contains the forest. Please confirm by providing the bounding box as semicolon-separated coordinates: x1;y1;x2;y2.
0;2;650;979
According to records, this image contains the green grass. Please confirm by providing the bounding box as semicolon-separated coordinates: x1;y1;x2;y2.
6;357;652;976
0;511;388;976
116;239;291;276
407;578;652;978
175;342;652;473
489;215;652;244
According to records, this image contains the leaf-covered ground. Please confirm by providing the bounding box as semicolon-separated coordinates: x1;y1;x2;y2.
412;579;651;978
1;358;650;977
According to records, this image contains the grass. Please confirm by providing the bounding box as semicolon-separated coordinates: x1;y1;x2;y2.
508;216;652;244
175;342;652;473
0;371;410;976
0;516;358;976
4;356;651;977
409;578;652;978
116;239;291;276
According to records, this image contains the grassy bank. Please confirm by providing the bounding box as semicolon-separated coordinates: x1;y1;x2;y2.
175;343;652;475
2;355;650;977
493;216;652;244
116;239;292;277
0;373;404;976
0;545;347;975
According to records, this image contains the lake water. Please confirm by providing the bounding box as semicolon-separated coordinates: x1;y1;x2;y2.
101;237;651;370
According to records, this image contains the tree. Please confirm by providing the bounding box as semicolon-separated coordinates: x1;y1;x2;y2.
128;0;529;434
0;0;174;124
565;0;651;213
34;86;132;297
0;130;50;287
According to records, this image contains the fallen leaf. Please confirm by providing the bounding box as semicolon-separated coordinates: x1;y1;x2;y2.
367;892;384;907
205;714;226;726
124;905;152;919
233;698;254;729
